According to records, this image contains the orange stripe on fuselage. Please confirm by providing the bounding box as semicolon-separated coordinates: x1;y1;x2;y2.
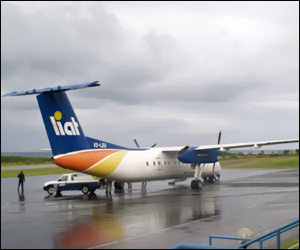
53;150;119;172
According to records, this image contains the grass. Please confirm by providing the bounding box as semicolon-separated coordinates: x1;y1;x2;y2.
1;156;53;166
1;167;75;178
281;238;299;249
220;155;299;169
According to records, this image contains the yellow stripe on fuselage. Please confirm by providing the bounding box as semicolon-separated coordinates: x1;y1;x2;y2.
84;150;128;178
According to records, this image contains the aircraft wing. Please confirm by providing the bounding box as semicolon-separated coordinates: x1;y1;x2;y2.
161;147;185;152
162;139;299;153
196;139;299;151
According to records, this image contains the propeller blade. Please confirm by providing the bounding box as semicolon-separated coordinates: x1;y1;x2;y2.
133;138;140;148
151;143;157;148
213;130;222;174
218;130;222;144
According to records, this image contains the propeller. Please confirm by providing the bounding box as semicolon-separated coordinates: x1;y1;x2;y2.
212;130;222;174
133;138;157;148
133;138;140;148
217;129;222;145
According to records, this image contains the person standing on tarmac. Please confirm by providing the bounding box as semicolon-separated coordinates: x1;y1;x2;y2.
105;179;112;194
17;171;25;191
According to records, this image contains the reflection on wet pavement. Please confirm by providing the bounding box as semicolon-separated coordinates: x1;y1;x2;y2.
1;168;299;249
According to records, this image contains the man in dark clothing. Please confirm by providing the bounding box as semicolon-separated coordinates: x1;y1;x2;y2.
18;171;25;191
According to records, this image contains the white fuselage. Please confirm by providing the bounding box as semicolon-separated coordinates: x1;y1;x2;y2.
107;148;221;182
54;147;222;183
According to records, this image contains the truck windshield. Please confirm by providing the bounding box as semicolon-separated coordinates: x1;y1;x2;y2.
58;176;68;182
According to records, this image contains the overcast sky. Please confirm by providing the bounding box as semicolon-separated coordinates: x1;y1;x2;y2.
1;1;299;152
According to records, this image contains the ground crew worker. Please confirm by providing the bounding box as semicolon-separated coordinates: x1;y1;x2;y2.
105;179;112;194
17;171;25;191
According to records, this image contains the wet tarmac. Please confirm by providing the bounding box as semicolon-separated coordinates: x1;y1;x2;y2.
1;168;299;249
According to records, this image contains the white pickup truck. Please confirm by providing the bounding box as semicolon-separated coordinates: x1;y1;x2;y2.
43;173;103;195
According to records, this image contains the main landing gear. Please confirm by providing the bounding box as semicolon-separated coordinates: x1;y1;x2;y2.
191;164;203;190
114;181;125;190
203;174;221;183
191;179;202;189
190;164;221;190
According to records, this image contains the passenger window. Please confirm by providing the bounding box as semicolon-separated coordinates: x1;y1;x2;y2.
158;161;160;165
146;161;149;166
153;161;156;166
164;161;167;165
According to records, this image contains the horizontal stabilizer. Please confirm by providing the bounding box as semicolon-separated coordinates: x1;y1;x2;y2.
40;148;52;152
2;81;100;97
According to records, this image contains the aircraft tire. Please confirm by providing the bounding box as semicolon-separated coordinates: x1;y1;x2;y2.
208;176;215;183
191;180;202;190
81;185;90;194
114;181;125;190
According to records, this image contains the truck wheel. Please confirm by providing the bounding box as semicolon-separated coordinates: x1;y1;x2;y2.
47;186;55;195
81;185;90;194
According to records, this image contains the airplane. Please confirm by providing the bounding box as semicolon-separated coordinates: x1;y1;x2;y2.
2;81;299;190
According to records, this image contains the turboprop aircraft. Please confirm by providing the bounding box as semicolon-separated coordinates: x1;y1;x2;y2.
2;81;299;190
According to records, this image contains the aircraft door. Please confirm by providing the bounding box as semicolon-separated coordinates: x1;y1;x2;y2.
156;157;162;170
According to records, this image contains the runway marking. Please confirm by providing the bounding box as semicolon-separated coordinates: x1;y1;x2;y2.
88;213;226;249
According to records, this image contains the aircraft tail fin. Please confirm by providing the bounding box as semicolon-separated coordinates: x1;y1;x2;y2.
3;81;100;156
37;90;89;156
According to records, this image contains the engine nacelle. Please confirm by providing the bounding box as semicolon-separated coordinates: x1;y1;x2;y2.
178;146;219;164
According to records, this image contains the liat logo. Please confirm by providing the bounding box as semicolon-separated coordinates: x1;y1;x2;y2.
50;111;80;136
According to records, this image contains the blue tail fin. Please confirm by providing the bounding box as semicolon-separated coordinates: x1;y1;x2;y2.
37;91;89;156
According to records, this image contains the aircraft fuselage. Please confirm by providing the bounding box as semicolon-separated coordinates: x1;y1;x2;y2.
53;148;221;182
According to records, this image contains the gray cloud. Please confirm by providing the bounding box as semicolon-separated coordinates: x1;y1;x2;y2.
1;1;299;152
